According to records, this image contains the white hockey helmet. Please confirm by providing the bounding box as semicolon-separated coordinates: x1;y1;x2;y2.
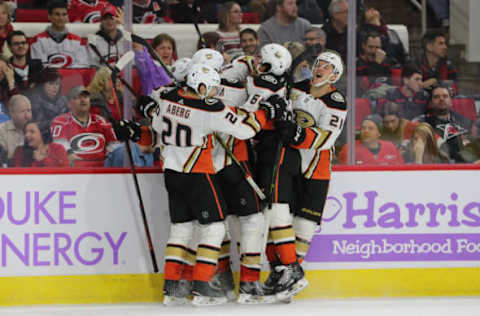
257;43;292;76
312;50;344;86
171;57;192;82
191;48;224;71
186;63;221;98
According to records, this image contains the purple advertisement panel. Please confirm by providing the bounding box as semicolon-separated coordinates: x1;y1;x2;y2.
306;234;480;262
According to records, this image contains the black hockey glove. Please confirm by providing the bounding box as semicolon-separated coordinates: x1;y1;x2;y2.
275;119;306;146
136;95;158;120
260;95;288;120
113;120;142;142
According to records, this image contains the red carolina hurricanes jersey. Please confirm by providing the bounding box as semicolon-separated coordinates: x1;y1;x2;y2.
68;0;111;23
50;112;119;167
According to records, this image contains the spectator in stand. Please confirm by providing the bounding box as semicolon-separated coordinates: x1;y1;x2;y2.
358;6;407;65
297;0;324;24
257;0;311;48
132;0;170;24
460;119;480;163
0;1;13;60
381;64;429;120
322;0;348;61
26;67;68;126
68;0;111;23
380;101;417;154
356;32;394;96
417;30;458;94
50;85;119;167
414;85;472;163
105;125;156;167
30;0;89;69
217;1;244;60
197;31;220;50
0;58;15;104
89;5;129;67
0;94;32;160
291;27;326;82
239;28;260;56
338;114;404;165
7;31;44;94
403;122;449;164
151;33;177;68
87;66;124;121
12;120;68;167
246;0;269;22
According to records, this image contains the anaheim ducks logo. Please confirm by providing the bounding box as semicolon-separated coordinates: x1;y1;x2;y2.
47;54;73;68
295;110;315;128
205;53;213;60
83;11;101;23
70;133;105;154
274;51;282;58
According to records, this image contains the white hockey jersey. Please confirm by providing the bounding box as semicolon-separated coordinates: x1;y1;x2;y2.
30;30;89;69
221;55;256;83
290;79;347;179
151;87;268;174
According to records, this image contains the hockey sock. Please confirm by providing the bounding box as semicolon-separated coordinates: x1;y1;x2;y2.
164;222;194;280
293;216;318;263
239;212;265;282
269;203;297;265
193;221;226;282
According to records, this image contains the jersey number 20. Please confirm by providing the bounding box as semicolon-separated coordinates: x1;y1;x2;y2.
161;117;192;146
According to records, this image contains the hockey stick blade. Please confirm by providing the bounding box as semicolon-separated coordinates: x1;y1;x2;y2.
114;51;135;73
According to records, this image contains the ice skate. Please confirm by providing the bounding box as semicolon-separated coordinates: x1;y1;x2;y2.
237;281;276;304
262;261;282;298
211;269;236;301
274;262;309;301
191;280;228;306
163;279;191;306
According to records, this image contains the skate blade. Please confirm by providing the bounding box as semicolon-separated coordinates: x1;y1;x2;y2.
275;278;309;301
192;296;228;306
237;293;277;304
163;296;190;306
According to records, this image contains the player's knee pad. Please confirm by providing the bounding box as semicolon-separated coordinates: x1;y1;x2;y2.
168;222;194;246
197;221;226;248
239;212;265;254
293;216;317;242
268;203;293;228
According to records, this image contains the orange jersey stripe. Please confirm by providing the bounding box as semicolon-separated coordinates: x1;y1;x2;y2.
206;174;224;219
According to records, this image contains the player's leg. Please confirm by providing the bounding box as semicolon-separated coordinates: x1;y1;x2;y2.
162;170;196;305
189;173;229;306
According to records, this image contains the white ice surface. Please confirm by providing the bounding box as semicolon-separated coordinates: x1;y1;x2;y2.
0;297;479;316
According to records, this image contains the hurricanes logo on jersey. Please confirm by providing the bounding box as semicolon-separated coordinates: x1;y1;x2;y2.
47;54;73;68
295;110;315;128
70;133;105;154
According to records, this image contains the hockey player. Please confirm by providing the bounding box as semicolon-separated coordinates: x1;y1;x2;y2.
192;48;275;304
272;50;347;300
144;63;285;306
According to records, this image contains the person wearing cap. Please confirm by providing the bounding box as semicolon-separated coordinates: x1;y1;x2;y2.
88;4;129;67
25;67;68;126
338;114;404;165
104;125;157;167
50;85;119;167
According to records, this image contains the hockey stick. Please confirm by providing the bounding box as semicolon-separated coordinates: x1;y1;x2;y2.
192;0;207;49
214;133;266;200
111;70;159;273
87;35;139;98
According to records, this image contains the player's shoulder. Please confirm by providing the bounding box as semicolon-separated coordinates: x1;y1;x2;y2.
254;74;286;92
319;89;347;111
51;113;71;125
220;77;244;89
292;79;310;93
163;88;225;112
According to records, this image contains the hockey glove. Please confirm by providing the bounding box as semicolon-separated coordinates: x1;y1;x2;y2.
260;95;288;120
275;120;306;146
113;120;142;142
136;95;158;120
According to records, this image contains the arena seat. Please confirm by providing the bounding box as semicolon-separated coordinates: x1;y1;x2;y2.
355;98;372;130
15;9;48;23
58;69;86;95
242;13;260;24
452;98;477;122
